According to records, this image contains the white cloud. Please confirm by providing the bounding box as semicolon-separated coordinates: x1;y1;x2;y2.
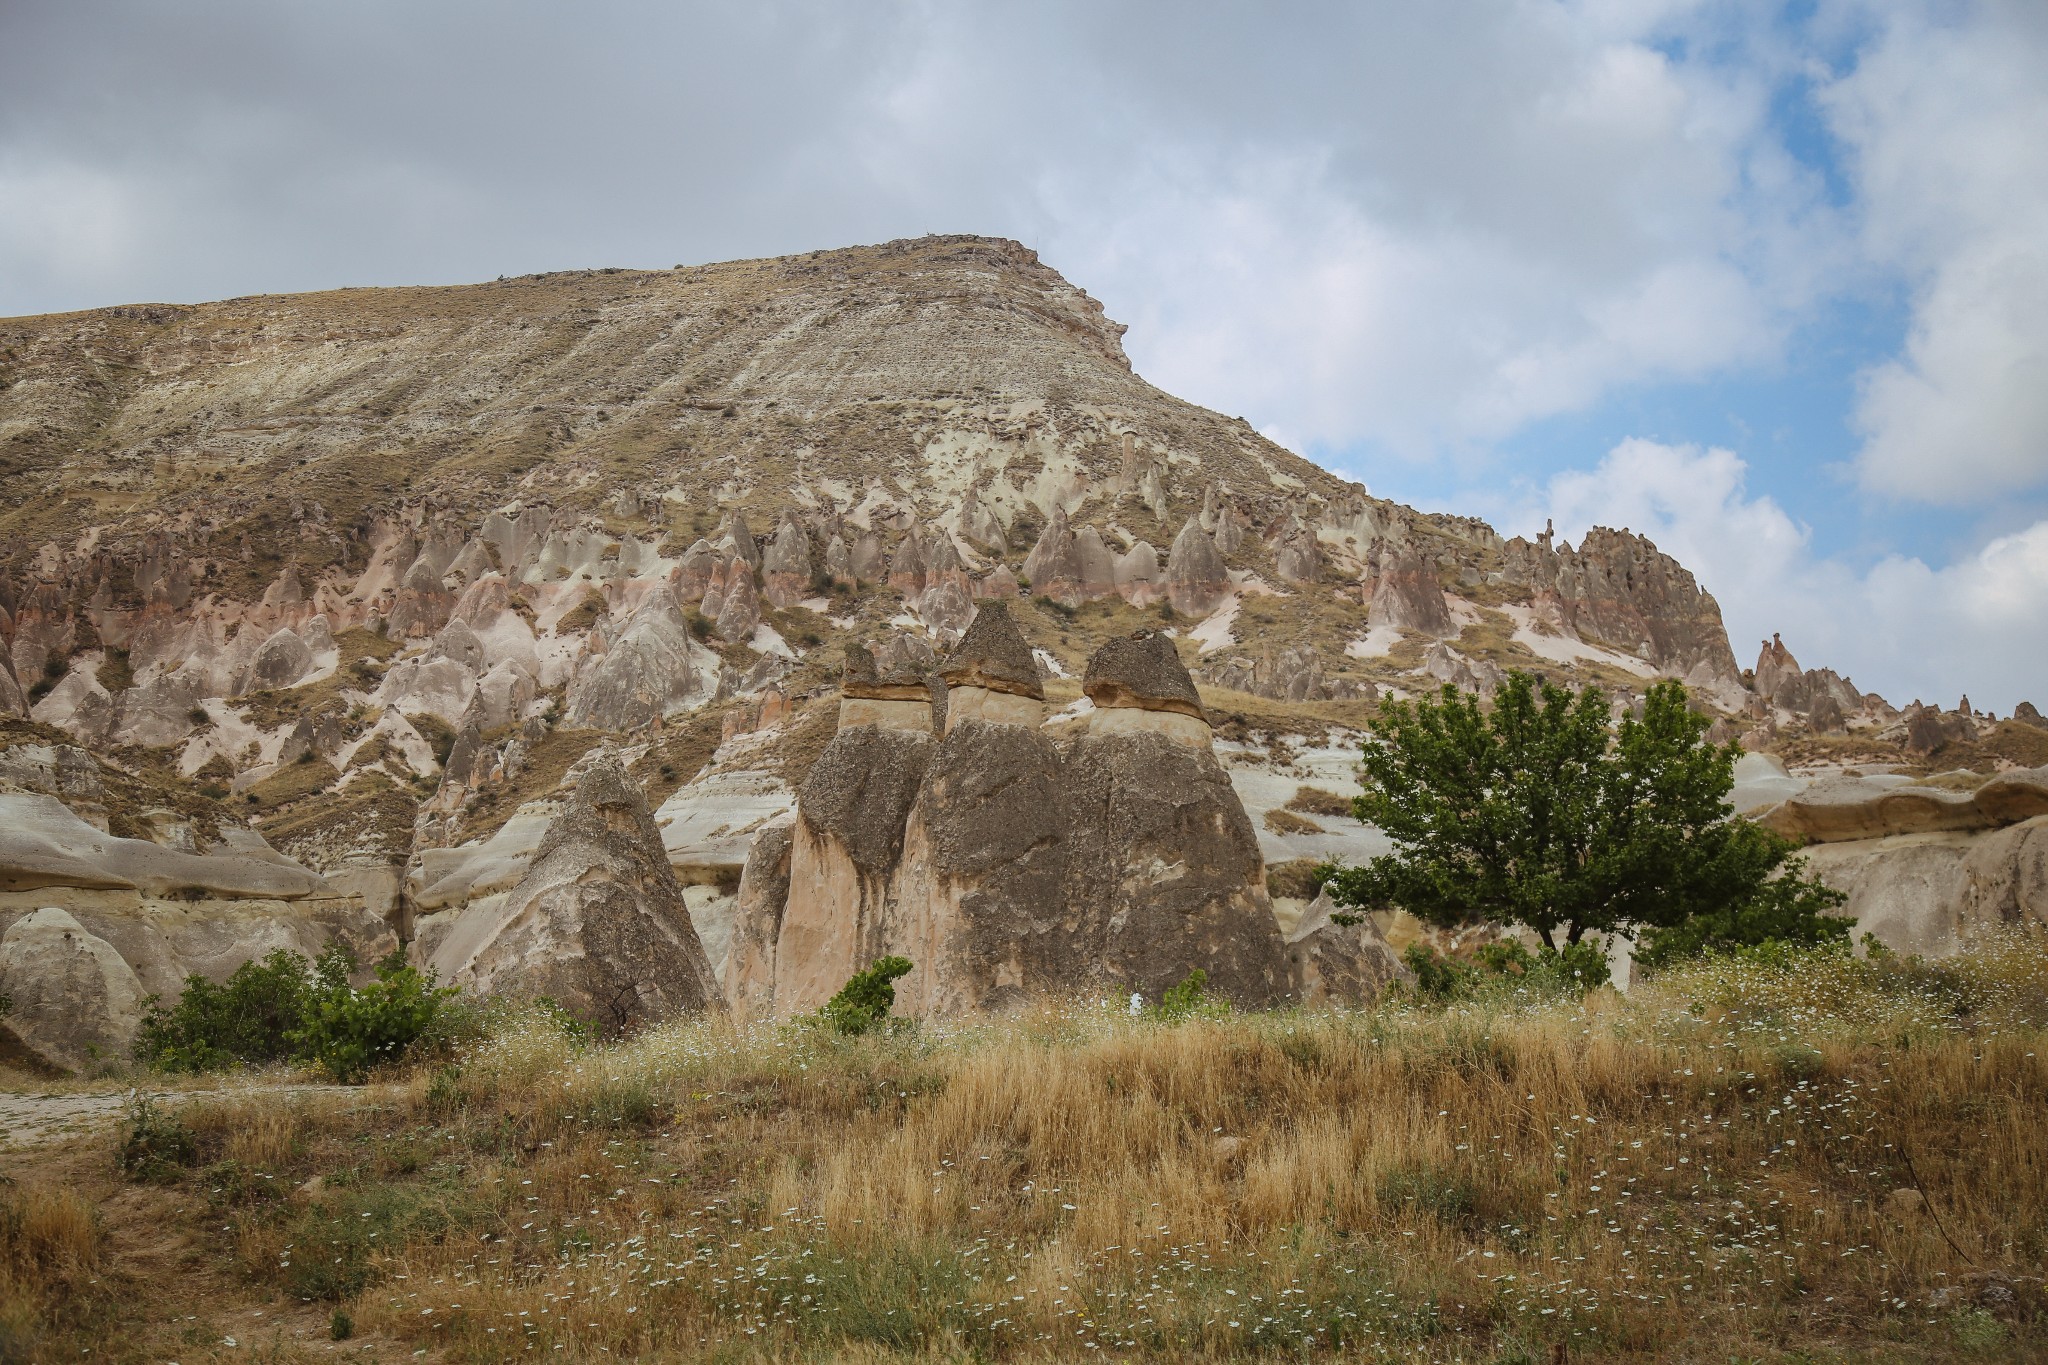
1823;2;2048;502
1527;439;2048;711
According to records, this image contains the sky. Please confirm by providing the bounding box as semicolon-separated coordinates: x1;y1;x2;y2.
2;1;2044;710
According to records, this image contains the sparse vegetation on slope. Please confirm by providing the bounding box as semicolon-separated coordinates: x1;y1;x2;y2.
10;933;2040;1362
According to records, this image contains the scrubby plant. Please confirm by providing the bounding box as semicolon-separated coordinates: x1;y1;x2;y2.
292;948;458;1083
1152;967;1225;1021
1399;937;1611;1004
117;1097;197;1181
819;955;914;1036
133;945;455;1081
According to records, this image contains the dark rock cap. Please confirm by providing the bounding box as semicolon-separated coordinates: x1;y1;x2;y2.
1083;630;1205;720
841;638;935;701
938;600;1043;700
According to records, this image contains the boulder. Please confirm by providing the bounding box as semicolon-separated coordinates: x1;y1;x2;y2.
0;907;147;1073
434;753;722;1028
1284;887;1408;1004
839;637;936;732
938;601;1043;730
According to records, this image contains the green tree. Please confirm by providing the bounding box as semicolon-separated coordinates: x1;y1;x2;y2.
1321;673;1848;954
819;956;914;1036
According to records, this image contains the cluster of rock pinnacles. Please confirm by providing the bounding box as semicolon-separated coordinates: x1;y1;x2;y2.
725;601;1402;1019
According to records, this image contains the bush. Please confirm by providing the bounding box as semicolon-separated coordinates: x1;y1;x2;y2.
292;948;459;1083
819;956;914;1036
1152;968;1224;1022
133;946;455;1081
117;1097;197;1181
135;948;315;1072
1400;938;1610;1004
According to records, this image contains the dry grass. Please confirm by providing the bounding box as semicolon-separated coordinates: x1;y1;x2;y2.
0;1181;103;1350
39;932;2048;1363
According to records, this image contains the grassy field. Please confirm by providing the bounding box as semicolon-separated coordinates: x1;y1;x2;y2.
5;935;2046;1362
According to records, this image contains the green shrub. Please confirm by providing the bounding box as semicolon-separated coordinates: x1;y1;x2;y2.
291;948;458;1083
134;949;315;1072
1152;968;1225;1022
133;945;454;1081
117;1097;197;1181
1400;938;1610;1004
819;956;914;1036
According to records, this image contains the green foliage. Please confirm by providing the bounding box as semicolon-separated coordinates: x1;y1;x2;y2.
291;948;459;1083
330;1309;354;1341
133;945;455;1082
819;956;914;1036
134;948;314;1072
1634;847;1851;968
1152;968;1225;1022
117;1097;197;1181
1324;673;1848;956
1399;939;1610;1004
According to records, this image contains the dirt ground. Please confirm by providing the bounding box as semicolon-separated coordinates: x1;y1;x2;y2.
1;1077;427;1364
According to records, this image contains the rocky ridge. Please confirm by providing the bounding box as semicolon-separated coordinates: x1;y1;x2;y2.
0;234;2037;1065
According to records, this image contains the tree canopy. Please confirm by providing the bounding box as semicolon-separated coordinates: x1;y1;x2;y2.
1321;673;1848;957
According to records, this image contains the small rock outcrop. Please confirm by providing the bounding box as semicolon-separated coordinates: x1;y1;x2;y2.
1164;517;1230;617
839;637;935;732
432;753;722;1029
0;906;147;1073
1365;542;1453;637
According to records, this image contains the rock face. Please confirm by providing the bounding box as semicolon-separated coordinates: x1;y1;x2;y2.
563;590;723;731
729;612;1372;1019
0;907;148;1072
1366;543;1453;637
429;752;721;1029
838;637;936;732
752;725;935;1013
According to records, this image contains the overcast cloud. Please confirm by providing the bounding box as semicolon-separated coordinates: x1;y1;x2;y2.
1;0;2043;708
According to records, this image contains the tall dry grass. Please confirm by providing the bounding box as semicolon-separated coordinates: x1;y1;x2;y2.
0;1180;104;1355
127;932;2048;1360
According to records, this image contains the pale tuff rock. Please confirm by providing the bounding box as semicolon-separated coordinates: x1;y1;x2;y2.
850;530;885;584
713;558;762;643
886;719;1074;1016
0;792;331;899
1365;541;1453;637
435;752;722;1027
1753;634;1867;730
1199;645;1375;704
1111;541;1163;606
1756;768;2048;844
839;637;936;733
673;539;719;603
957;487;1008;551
1419;641;1504;698
761;512;813;608
721;510;762;573
725;819;795;1015
0;907;147;1073
1023;506;1116;606
1904;704;1975;757
1082;629;1212;748
1500;526;1740;686
732;628;1393;1020
753;726;937;1014
1270;513;1322;584
563;589;722;732
1164;517;1230;618
823;533;856;586
1281;886;1407;1005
